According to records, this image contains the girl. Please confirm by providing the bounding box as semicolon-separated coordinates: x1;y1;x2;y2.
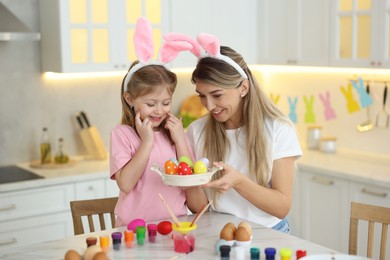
109;18;192;226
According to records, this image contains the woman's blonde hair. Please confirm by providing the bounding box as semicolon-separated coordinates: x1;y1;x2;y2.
191;46;287;203
121;61;177;141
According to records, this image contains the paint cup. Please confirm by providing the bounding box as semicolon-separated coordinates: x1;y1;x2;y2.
172;222;197;253
307;126;322;149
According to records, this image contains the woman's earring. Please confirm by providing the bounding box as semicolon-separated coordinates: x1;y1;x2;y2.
241;94;246;98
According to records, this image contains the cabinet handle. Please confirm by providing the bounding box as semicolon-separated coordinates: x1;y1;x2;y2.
88;186;95;191
361;188;387;198
377;61;382;66
0;204;16;211
370;61;376;66
311;176;334;186
0;238;17;246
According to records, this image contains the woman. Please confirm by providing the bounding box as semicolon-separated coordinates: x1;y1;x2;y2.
185;44;302;233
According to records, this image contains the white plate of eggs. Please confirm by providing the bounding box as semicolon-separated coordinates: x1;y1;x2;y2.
151;156;223;187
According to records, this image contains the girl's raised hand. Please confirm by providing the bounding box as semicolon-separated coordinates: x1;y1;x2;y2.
204;161;244;193
135;111;154;144
164;113;186;144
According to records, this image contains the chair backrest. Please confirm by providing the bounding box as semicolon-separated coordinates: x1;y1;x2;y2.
349;201;390;260
70;197;118;235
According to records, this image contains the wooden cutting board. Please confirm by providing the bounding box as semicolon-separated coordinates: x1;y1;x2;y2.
30;160;76;169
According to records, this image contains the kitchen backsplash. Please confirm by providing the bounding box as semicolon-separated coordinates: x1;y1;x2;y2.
0;0;389;166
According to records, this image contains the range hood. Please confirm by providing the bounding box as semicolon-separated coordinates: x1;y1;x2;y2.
0;2;40;41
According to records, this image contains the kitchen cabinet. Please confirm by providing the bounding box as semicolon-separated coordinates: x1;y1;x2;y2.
75;179;105;200
39;0;169;73
300;170;350;253
169;0;258;67
258;0;330;66
330;0;390;68
0;184;75;249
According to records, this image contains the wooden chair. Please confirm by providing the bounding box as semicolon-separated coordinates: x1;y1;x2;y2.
349;201;390;260
70;197;118;235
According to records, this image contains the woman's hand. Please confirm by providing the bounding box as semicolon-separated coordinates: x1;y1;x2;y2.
164;113;186;145
135;111;154;145
204;161;245;193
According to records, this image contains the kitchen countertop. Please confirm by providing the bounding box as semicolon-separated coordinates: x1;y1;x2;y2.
0;158;109;192
1;148;389;193
0;212;339;260
298;148;390;189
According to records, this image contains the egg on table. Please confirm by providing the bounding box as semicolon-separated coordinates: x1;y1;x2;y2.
236;226;251;242
220;222;236;241
84;245;102;260
237;221;253;237
64;249;81;260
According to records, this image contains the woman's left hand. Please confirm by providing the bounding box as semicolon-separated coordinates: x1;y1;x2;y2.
204;161;244;193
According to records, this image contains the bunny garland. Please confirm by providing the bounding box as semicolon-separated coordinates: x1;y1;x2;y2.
161;32;248;79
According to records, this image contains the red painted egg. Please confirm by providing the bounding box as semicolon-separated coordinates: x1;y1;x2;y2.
178;162;192;175
157;220;172;235
164;160;178;175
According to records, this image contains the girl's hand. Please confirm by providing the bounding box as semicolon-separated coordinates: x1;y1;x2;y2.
204;161;244;193
135;111;154;145
164;113;186;144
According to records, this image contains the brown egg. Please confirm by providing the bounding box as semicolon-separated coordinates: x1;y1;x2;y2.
64;249;82;260
238;221;253;236
220;222;236;240
92;251;109;260
235;226;251;241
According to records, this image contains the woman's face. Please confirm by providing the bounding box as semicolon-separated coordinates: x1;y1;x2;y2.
127;85;172;129
196;81;247;129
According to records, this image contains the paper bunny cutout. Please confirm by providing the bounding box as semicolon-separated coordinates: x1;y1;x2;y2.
340;83;361;113
318;91;337;120
270;93;281;105
303;95;316;123
351;77;373;108
288;96;298;124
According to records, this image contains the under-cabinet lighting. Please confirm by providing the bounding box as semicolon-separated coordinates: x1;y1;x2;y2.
251;65;390;75
42;71;127;80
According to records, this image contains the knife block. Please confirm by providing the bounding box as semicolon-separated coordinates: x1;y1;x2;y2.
79;126;107;160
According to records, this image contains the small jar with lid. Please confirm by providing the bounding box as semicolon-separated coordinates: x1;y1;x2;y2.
319;137;337;153
307;126;322;149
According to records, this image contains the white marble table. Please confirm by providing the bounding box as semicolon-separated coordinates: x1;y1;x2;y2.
0;212;338;260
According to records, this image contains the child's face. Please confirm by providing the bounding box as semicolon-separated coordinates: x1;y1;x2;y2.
131;85;172;128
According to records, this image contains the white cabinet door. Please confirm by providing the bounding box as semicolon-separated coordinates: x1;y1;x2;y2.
39;0;168;73
300;171;350;253
0;212;72;250
170;0;258;67
330;0;390;68
349;182;390;259
259;0;330;66
75;179;105;200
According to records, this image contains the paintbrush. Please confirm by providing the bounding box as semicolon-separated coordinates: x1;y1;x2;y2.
190;200;212;227
158;193;181;227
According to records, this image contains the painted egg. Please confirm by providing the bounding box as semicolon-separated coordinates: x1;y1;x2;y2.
178;156;193;168
169;157;179;165
194;160;208;174
178;162;193;175
200;157;210;167
157;220;172;235
164;160;178;175
127;218;145;232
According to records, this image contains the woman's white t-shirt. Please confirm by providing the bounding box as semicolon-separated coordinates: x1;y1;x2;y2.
186;116;302;227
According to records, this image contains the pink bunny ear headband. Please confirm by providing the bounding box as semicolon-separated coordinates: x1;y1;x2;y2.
123;17;191;91
161;32;248;79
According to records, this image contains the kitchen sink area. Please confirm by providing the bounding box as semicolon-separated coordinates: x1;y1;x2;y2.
0;165;43;184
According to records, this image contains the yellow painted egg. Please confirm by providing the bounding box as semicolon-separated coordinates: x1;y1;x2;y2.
194;160;208;174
